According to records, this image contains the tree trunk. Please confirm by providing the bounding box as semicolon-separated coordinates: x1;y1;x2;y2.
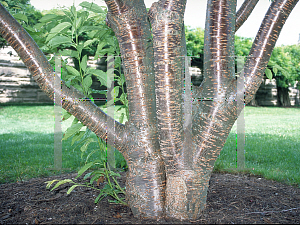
277;86;291;107
0;0;298;221
247;93;258;106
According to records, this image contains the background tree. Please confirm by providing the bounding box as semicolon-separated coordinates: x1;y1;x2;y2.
0;0;42;48
185;27;254;86
267;44;300;106
186;27;253;74
185;26;204;73
0;0;298;221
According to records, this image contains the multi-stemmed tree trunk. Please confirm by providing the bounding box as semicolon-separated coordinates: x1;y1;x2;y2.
0;0;298;221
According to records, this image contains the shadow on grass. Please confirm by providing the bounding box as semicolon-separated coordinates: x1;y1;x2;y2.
215;132;300;187
1;130;299;187
0;131;126;184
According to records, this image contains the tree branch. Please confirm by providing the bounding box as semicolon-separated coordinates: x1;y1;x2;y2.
192;0;237;167
148;0;187;174
235;0;259;31
0;3;127;153
105;0;159;153
243;0;299;104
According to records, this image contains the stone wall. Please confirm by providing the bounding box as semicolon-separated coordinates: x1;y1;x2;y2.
0;46;105;104
0;46;52;103
0;46;299;106
255;78;299;106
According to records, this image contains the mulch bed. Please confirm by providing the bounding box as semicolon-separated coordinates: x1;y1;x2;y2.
0;171;299;224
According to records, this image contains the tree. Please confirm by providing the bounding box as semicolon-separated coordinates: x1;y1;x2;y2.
267;44;300;106
185;26;205;74
0;0;298;221
0;0;42;48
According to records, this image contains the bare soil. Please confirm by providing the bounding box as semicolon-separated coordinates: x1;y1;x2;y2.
0;172;299;224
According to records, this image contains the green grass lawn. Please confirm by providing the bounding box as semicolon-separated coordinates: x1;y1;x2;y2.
0;104;128;184
0;105;299;187
215;106;300;187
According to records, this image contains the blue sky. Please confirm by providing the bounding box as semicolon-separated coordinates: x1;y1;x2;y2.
30;0;300;46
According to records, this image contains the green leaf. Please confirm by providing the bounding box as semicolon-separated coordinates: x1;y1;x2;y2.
67;185;80;194
113;86;120;98
79;26;101;34
79;1;105;14
39;14;58;23
98;29;110;40
95;193;106;204
72;117;79;125
63;10;73;21
90;89;107;95
83;38;97;49
48;36;72;48
83;172;93;180
63;123;84;140
90;173;105;185
73;84;84;93
82;75;93;90
106;99;114;108
63;74;77;83
71;131;85;146
76;43;84;55
76;161;102;178
120;93;127;104
273;67;278;76
90;69;108;87
1;1;8;7
13;13;28;24
265;68;273;80
81;55;88;73
115;57;122;66
66;65;80;77
46;22;72;42
79;11;89;22
59;49;78;57
94;42;107;60
121;160;127;169
119;112;125;124
70;5;77;18
102;184;113;194
50;179;74;191
116;105;125;111
120;73;126;85
109;171;121;177
85;149;100;163
45;180;59;189
97;47;115;57
62;110;72;121
87;30;98;39
108;199;123;204
75;16;82;30
24;27;37;34
34;23;44;30
80;137;96;153
77;162;94;178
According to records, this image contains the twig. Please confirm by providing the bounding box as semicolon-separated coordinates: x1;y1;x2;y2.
245;207;300;215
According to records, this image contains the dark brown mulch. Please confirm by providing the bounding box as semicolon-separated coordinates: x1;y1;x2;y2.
0;172;299;224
